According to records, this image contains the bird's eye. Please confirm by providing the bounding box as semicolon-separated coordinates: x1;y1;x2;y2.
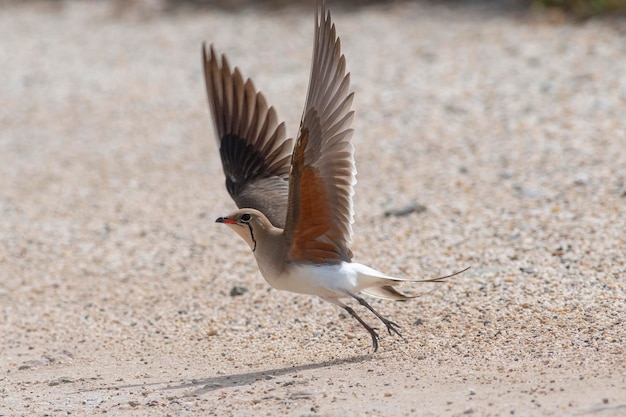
241;213;252;223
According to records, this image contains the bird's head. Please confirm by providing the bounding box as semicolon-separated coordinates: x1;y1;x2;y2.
215;209;273;251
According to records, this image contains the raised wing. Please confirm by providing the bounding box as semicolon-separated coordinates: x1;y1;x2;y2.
203;43;293;228
284;2;356;264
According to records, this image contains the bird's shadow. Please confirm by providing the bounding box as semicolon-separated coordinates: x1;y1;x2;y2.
79;354;372;397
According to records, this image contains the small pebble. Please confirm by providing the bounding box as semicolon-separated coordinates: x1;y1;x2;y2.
230;286;249;297
384;202;426;218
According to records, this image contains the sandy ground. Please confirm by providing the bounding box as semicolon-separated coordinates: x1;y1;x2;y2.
1;1;625;416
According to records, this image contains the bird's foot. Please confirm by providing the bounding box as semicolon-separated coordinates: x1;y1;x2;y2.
381;318;402;338
366;327;380;352
350;292;403;339
344;306;381;352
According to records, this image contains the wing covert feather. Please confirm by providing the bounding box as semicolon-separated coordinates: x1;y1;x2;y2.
285;2;356;264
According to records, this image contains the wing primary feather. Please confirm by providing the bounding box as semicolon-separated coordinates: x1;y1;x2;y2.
202;43;294;228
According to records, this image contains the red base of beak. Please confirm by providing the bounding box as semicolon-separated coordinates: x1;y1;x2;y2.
216;217;237;225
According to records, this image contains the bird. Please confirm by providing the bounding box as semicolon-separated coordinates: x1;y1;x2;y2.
202;1;468;351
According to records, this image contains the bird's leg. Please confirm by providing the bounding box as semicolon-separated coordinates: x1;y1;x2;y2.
322;297;380;352
345;291;403;338
343;305;380;352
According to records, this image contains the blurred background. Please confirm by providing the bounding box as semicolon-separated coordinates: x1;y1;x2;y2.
3;0;626;17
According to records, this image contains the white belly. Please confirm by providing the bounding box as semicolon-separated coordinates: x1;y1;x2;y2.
258;262;389;298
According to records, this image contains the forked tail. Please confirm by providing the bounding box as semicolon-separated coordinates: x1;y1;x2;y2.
360;266;471;300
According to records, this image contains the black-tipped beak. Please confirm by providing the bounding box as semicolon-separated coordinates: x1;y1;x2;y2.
216;217;236;225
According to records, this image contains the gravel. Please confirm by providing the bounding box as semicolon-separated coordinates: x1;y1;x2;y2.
1;1;624;416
